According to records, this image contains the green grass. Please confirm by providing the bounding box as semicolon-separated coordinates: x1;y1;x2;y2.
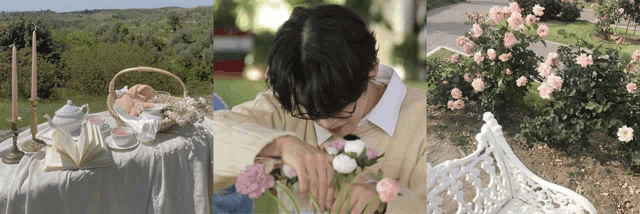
427;0;466;11
0;96;107;130
545;21;640;56
428;48;457;61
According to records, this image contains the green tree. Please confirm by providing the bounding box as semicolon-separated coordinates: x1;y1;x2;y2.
167;11;182;32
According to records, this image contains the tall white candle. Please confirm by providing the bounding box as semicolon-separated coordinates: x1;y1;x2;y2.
31;30;37;100
11;45;18;123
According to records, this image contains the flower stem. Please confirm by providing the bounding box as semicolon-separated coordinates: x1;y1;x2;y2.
264;189;292;214
362;197;380;214
275;181;300;214
345;175;357;213
307;192;322;213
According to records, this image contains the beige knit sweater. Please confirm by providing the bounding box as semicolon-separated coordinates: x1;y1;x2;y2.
212;88;426;214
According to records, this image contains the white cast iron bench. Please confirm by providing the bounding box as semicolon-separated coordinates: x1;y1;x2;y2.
427;112;597;214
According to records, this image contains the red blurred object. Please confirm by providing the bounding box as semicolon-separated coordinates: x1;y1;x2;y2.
214;28;254;77
214;60;245;76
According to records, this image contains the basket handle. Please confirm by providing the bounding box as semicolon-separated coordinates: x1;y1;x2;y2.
108;66;188;98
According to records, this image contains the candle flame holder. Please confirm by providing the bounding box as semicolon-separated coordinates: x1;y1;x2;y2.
21;99;46;152
2;119;24;164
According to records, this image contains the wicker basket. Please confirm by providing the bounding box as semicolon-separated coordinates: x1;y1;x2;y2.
107;67;188;132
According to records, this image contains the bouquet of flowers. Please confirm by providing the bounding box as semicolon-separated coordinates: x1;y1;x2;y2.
164;97;210;126
235;134;400;214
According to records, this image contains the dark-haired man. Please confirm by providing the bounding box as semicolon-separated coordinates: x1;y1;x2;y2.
213;4;426;214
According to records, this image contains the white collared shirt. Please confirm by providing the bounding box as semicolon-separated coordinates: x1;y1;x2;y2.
313;64;407;145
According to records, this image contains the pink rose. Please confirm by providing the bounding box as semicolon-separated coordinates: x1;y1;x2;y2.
376;178;400;203
471;24;483;38
516;76;528;87
490;6;503;24
443;80;448;85
472;78;485;92
474;51;484;64
471;13;478;21
525;14;539;25
546;52;559;66
533;4;545;16
464;73;473;82
628;61;637;73
451;53;460;63
504;32;516;48
537;24;550;38
456;36;468;46
595;18;600;23
619;8;624;14
575;54;593;68
329;139;346;150
546;74;563;90
617;37;624;45
487;49;497;60
499;52;512;62
633;49;640;61
537;84;553;99
236;164;276;199
454;99;465;109
501;6;512;18
447;100;456;110
507;12;523;30
617;126;634;142
506;68;511;75
366;148;380;159
627;83;637;93
509;2;521;14
537;62;552;77
463;43;474;54
451;88;463;99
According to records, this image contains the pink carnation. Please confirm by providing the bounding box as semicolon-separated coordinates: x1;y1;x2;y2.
464;73;473;82
366;148;380;159
537;62;553;77
236;164;276;199
456;36;468;46
451;53;460;63
525;14;539;25
506;68;512;75
499;52;512;62
507;12;523;30
627;83;637;93
575;54;593;68
472;78;485;92
516;76;528;87
451;88;463;99
471;24;483;38
533;4;545;16
538;84;554;99
474;51;484;64
504;32;516;48
329;139;346;150
537;24;550;38
487;49;497;60
376;178;400;203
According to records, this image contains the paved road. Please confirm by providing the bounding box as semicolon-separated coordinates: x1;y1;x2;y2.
427;0;606;59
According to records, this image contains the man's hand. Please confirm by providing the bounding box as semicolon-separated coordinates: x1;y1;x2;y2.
271;136;335;212
331;182;381;214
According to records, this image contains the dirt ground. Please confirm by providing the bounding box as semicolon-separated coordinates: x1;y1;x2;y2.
428;104;640;214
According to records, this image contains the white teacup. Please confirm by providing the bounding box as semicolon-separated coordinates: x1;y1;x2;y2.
111;127;136;147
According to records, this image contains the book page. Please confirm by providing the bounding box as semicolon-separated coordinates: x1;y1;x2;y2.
53;130;81;166
44;146;79;172
80;123;99;163
79;125;111;169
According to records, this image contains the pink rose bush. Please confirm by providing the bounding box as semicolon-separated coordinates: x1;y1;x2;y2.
516;76;528;87
474;51;484;64
451;53;460;63
487;48;497;60
499;52;512;62
504;32;516;48
576;54;593;68
537;24;549;38
471;23;483;38
627;83;637;93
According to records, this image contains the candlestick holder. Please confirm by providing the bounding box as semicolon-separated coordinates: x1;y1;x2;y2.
21;99;46;152
2;120;24;164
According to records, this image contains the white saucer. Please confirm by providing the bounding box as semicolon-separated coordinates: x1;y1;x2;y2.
104;135;139;150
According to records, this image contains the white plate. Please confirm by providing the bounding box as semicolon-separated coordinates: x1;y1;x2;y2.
104;135;139;150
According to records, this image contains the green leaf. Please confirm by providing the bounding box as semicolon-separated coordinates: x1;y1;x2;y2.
632;152;640;166
540;39;546;47
585;101;598;110
377;169;384;181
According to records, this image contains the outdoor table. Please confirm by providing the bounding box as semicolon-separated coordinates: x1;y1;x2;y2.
0;111;213;214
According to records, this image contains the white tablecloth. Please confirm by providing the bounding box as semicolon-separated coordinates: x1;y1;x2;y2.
0;111;213;214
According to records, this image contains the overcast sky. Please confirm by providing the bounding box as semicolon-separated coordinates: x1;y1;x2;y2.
3;0;213;13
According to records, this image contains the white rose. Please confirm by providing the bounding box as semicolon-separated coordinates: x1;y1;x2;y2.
333;154;357;174
282;164;297;178
326;147;339;156
343;139;366;156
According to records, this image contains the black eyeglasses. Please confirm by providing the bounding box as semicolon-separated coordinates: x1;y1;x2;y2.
292;99;358;120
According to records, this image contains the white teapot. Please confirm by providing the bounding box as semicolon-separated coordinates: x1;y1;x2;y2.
52;100;90;135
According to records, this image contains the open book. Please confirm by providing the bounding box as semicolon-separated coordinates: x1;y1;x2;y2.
44;121;111;172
